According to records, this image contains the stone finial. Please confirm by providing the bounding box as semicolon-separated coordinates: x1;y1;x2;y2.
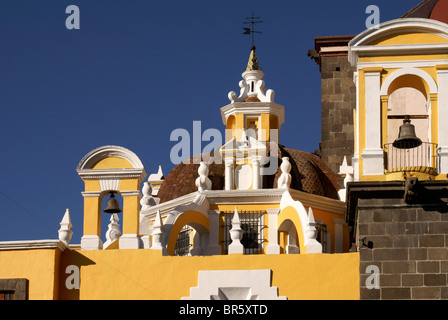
228;207;244;254
104;213;122;248
228;48;275;103
304;207;323;253
151;210;167;254
195;162;212;192
277;157;292;189
140;182;157;211
58;208;73;246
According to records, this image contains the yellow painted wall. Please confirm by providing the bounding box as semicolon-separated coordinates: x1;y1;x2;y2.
0;249;61;300
369;32;448;46
57;249;360;300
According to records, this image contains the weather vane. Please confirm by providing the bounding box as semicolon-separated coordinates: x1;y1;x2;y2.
242;13;263;49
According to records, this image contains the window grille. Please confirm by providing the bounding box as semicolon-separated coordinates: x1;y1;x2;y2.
0;291;14;300
316;223;328;253
174;225;192;256
221;210;266;255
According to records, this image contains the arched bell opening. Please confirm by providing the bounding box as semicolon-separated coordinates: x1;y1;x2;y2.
100;190;123;246
383;74;438;176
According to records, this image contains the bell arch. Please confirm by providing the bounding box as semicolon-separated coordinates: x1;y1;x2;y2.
77;145;147;250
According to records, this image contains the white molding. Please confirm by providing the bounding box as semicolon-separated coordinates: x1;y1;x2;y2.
77;168;146;182
182;269;287;300
358;59;448;70
81;235;103;250
119;233;140;249
0;239;68;251
220;102;285;126
99;179;120;192
349;18;448;65
77;145;145;170
380;67;438;95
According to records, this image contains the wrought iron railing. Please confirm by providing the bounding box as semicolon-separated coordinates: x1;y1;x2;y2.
384;142;438;174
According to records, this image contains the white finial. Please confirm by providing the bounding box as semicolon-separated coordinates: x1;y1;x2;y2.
104;213;122;248
277;157;292;189
140;182;157;210
58;208;73;246
195;162;212;192
228;207;244;254
151;210;166;254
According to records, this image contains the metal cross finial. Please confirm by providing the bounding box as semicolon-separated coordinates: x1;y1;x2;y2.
243;13;263;49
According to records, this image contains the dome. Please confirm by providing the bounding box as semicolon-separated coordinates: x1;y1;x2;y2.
157;145;340;203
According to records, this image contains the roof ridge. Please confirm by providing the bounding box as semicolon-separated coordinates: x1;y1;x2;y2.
401;0;439;18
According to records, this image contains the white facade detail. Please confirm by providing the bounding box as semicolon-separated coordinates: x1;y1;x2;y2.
182;269;287;300
58;209;73;246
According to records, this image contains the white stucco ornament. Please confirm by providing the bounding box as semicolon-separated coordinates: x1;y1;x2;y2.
195;162;212;192
277;157;292;189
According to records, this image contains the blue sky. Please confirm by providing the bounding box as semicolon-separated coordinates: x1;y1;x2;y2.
0;0;422;244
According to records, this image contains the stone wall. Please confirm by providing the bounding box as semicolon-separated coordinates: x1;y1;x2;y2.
319;54;356;174
348;180;448;300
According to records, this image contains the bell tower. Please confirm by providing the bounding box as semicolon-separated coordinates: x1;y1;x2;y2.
219;47;285;190
348;18;448;181
76;145;147;250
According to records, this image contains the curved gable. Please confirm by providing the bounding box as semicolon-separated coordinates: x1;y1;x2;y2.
349;18;448;64
77;145;144;170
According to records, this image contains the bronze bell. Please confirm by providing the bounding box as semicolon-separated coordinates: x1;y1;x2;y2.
104;192;122;214
393;116;422;149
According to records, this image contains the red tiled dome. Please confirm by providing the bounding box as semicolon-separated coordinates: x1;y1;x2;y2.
157;145;340;203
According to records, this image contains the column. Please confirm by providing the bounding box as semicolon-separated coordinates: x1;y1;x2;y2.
265;209;280;254
437;65;448;173
119;190;142;249
224;158;234;190
362;68;384;175
206;210;222;255
80;191;103;250
252;156;261;190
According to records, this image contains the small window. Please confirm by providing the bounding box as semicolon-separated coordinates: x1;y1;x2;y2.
174;225;192;256
0;291;14;300
222;211;266;255
0;279;28;300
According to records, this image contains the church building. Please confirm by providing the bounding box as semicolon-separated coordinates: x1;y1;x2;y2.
1;0;448;300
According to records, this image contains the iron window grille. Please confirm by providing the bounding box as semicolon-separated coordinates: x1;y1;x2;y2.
221;210;266;255
315;223;328;253
174;225;192;256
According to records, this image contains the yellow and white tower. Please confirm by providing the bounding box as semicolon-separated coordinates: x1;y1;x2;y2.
219;46;285;190
348;18;448;181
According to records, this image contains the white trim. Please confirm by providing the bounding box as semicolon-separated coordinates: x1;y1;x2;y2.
380;67;438;95
358;59;448;70
0;239;68;251
349;18;448;65
220;102;285;126
77;145;145;170
182;269;287;300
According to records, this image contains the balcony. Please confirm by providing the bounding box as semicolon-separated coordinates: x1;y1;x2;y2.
384;142;438;175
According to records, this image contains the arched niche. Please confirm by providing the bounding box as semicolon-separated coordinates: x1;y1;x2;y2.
165;210;210;256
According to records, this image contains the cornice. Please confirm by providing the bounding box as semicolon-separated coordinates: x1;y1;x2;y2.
0;239;69;251
220;102;285;126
